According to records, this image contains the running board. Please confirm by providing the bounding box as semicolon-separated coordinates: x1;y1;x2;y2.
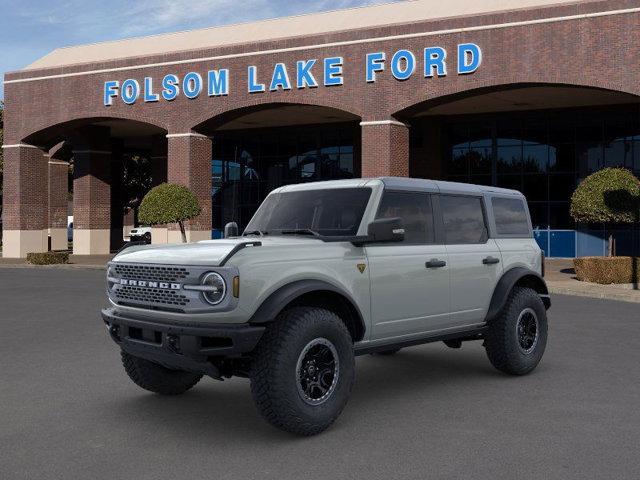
354;326;487;356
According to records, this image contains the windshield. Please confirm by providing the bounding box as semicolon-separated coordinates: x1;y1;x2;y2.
244;187;372;237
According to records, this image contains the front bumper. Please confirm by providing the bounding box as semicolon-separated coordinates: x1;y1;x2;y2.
102;308;265;378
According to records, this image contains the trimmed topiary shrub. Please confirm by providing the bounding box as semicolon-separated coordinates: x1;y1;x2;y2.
138;183;202;243
574;256;639;284
570;168;640;256
570;168;640;224
27;251;70;265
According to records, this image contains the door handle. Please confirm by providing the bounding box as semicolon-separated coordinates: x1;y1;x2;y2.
483;256;500;265
426;259;447;268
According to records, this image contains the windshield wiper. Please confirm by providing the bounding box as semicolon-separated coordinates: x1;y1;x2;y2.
279;228;321;237
243;230;267;237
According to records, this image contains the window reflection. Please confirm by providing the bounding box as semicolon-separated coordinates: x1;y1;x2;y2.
444;106;640;230
211;124;358;232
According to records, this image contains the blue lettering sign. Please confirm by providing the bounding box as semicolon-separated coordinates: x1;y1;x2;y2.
121;79;140;104
270;63;292;91
183;72;203;99
324;57;343;86
296;60;318;89
458;43;482;74
101;45;483;105
161;74;179;101
104;80;119;106
208;69;229;96
424;47;447;77
248;66;265;93
366;52;385;83
144;77;159;102
391;50;415;81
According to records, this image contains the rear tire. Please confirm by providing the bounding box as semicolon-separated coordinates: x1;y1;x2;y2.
484;287;548;375
250;307;355;436
121;351;202;395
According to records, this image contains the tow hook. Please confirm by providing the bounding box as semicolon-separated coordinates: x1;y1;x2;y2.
106;323;120;342
167;334;181;353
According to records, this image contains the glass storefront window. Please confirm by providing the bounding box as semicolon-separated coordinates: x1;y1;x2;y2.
443;105;640;230
211;123;358;232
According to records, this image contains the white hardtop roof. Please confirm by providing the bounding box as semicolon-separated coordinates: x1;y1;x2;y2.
25;0;586;70
274;177;522;196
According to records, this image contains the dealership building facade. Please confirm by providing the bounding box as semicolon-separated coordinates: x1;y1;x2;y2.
3;0;640;257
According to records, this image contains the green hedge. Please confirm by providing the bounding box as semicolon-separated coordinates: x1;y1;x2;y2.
574;256;640;284
27;251;70;265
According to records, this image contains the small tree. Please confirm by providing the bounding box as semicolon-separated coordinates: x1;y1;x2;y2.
570;168;640;256
138;183;202;243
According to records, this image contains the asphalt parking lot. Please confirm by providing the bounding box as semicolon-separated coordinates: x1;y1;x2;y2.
1;268;639;480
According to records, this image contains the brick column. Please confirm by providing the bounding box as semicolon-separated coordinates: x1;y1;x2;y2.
72;127;112;255
150;134;169;244
1;144;49;258
48;159;69;251
360;120;410;177
166;133;212;243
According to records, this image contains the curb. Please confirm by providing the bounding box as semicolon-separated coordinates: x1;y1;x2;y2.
548;284;640;304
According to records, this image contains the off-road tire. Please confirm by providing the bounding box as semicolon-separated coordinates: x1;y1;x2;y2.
250;307;355;436
484;287;548;375
121;351;202;395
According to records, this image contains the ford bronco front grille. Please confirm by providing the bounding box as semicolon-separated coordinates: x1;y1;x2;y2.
114;285;190;308
113;264;189;282
107;262;239;314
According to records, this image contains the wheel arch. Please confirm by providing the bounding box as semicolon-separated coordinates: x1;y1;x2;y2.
249;280;366;342
485;267;550;323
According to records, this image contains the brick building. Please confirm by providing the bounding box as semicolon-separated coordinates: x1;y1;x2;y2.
3;0;640;258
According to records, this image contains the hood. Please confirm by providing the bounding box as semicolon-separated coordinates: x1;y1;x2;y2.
112;236;322;266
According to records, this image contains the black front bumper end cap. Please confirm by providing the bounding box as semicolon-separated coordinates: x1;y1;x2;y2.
101;308;265;377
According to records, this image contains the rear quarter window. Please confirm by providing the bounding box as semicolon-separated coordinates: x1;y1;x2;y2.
492;197;531;236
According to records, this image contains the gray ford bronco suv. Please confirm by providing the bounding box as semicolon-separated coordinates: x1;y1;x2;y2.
102;177;550;435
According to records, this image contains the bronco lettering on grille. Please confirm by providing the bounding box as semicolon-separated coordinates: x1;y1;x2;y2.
119;279;181;290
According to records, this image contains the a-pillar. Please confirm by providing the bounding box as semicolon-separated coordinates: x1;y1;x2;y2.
1;143;49;258
48;152;69;251
150;134;169;244
166;132;212;243
360;120;410;177
72;127;112;255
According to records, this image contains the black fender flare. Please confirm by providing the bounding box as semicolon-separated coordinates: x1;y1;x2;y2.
248;279;367;341
485;267;550;323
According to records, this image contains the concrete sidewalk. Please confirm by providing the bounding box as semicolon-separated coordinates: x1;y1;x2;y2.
545;259;640;303
0;254;112;269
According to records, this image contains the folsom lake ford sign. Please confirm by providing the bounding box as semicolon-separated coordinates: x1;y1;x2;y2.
103;43;482;106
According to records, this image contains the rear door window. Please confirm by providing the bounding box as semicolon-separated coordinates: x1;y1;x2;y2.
376;191;435;244
440;195;488;244
492;197;531;236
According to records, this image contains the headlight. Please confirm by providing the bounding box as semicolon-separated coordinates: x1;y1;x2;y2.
107;265;117;291
201;272;226;305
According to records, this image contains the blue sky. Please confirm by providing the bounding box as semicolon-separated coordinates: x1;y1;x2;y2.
0;0;398;100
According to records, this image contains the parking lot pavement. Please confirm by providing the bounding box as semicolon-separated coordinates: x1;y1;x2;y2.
1;268;639;480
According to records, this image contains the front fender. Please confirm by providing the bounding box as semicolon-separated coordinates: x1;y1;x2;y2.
248;279;366;340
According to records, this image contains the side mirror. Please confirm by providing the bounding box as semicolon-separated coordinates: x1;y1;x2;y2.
224;222;239;238
366;217;405;243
